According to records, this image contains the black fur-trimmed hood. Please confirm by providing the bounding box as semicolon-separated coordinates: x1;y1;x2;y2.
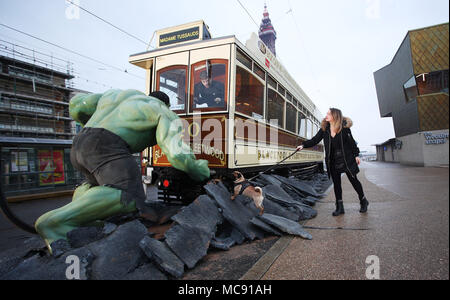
321;117;353;132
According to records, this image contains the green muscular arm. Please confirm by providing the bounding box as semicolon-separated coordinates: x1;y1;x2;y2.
155;112;210;182
69;93;103;126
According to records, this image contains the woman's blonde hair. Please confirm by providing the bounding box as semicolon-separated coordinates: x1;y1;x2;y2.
330;108;343;133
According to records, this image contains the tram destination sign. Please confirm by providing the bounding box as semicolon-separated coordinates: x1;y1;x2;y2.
159;26;200;47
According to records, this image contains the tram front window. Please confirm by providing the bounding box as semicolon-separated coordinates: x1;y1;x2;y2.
157;66;187;112
191;60;228;111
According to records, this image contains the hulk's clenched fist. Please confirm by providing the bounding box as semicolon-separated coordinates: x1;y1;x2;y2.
35;89;210;252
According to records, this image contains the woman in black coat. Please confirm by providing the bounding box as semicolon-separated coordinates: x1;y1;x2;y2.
297;108;369;216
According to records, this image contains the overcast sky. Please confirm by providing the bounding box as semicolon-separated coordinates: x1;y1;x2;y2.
0;0;449;152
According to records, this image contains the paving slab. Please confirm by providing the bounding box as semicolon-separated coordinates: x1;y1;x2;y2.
258;214;313;240
139;235;185;278
165;224;212;269
87;220;148;280
204;183;265;241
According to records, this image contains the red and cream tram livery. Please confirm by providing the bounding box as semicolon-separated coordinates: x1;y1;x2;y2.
129;21;324;202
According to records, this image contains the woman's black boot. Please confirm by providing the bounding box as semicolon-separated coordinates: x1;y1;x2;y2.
332;200;345;216
360;196;369;213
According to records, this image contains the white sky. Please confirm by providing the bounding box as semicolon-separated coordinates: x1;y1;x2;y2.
0;0;449;153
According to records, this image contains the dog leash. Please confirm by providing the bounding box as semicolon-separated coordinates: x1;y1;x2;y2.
248;148;300;182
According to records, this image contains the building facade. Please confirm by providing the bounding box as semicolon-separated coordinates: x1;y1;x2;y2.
0;53;83;197
374;23;449;167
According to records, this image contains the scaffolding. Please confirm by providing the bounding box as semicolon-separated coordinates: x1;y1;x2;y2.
0;40;76;139
0;41;84;196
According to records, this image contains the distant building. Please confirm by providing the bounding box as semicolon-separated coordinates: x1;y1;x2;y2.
259;4;277;56
0;47;84;197
374;23;449;167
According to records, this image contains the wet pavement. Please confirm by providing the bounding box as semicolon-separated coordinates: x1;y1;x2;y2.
255;162;449;280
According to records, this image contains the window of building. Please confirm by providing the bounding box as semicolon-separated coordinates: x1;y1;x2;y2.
298;112;306;137
236;49;252;70
253;63;265;81
157;66;187;112
313;123;319;137
286;92;292;102
277;84;286;97
267;75;277;89
306;119;313;139
190;59;228;112
416;70;450;95
403;75;418;102
286;102;297;133
267;88;285;128
235;66;265;120
8;65;52;84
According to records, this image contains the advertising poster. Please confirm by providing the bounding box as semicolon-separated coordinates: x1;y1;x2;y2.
11;151;29;172
38;150;65;186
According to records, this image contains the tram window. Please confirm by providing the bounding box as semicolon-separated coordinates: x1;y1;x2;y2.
157;66;187;112
235;66;264;119
307;119;313;140
253;63;265;81
267;88;285;128
298;111;306;137
191;59;228;111
278;85;286;97
267;76;277;89
286;102;297;133
236;49;252;70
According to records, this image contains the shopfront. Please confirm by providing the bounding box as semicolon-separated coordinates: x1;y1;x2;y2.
0;137;84;197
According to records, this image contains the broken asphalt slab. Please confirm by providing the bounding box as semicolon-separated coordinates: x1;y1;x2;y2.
204;183;265;241
258;214;313;240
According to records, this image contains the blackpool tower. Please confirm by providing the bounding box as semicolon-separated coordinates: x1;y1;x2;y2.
258;3;277;56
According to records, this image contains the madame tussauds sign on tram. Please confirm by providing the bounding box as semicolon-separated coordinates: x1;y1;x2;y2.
159;27;200;47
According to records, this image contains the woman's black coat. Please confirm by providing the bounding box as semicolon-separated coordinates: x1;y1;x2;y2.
302;117;360;179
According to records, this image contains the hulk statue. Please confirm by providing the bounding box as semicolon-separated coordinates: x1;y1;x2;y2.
35;89;211;253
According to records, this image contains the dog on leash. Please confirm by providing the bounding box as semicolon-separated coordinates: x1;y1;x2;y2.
231;171;264;216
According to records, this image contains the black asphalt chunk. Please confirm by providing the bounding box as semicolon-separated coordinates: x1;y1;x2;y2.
273;175;324;198
50;239;72;258
0;247;95;280
259;197;300;222
165;224;212;269
210;236;236;251
204;183;265;241
263;184;302;207
259;174;283;186
140;202;184;225
0;237;46;278
67;223;117;249
87;220;149;280
171;195;222;234
250;217;283;236
258;214;313;240
139;235;185;278
123;262;168;280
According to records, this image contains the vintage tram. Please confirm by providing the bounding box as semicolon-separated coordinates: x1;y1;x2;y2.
129;21;325;203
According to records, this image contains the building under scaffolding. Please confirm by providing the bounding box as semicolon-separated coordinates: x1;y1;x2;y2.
0;41;84;198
